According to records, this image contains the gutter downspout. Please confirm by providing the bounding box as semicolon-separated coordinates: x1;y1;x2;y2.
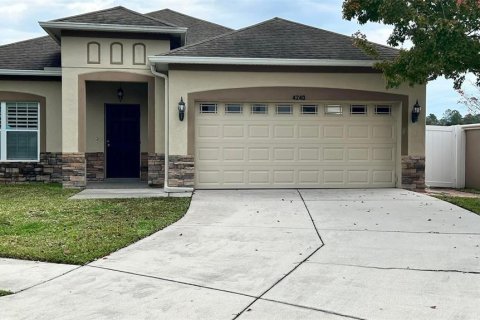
150;64;194;193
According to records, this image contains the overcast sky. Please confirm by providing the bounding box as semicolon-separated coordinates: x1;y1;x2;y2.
0;0;474;117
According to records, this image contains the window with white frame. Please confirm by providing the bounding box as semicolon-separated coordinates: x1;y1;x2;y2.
276;104;293;115
251;104;268;114
375;105;392;115
199;103;217;114
325;104;343;115
0;102;40;161
350;104;367;115
301;105;318;115
225;103;243;114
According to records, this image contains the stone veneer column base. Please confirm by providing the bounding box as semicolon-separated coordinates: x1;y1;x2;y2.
86;152;104;182
168;155;194;188
141;152;148;182
0;152;62;184
148;153;165;187
402;155;426;191
62;153;86;188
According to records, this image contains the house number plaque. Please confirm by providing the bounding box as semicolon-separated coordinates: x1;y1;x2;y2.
292;95;306;100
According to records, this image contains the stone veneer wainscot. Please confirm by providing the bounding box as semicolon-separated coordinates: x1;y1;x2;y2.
402;155;426;191
0;152;62;184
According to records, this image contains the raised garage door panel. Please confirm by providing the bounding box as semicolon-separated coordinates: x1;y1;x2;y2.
195;103;397;189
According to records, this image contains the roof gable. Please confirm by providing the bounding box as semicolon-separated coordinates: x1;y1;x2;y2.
54;6;175;27
146;9;232;44
163;18;398;61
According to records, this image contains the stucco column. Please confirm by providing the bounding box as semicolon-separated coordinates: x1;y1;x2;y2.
402;89;427;191
61;72;86;188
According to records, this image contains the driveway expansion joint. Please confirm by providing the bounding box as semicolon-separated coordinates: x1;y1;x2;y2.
14;265;83;294
316;228;480;236
232;245;324;319
233;189;326;319
87;265;257;299
307;262;480;275
297;189;325;244
259;298;368;320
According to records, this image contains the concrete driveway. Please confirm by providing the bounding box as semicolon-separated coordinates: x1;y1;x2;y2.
1;189;479;319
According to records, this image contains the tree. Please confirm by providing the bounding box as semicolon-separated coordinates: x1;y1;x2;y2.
457;83;480;114
426;109;480;126
342;0;480;90
442;109;464;125
463;113;480;124
426;113;439;125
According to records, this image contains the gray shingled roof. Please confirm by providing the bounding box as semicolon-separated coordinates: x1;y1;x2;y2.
54;6;175;27
146;9;232;44
163;18;399;60
0;36;60;70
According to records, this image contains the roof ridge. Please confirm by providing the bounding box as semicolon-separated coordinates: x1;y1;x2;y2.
163;17;279;56
272;17;398;52
52;6;123;22
52;6;179;28
119;6;178;27
147;8;233;31
0;36;54;49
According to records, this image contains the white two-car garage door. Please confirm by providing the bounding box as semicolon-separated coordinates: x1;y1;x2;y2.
195;102;398;189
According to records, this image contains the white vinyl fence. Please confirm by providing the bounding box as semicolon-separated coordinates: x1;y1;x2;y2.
425;125;465;188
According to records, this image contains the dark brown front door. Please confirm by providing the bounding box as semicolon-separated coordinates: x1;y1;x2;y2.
105;104;140;178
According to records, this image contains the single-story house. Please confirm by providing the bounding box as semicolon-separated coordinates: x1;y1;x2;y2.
0;6;426;191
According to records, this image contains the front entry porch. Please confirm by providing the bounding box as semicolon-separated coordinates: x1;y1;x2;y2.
61;71;165;189
70;178;191;199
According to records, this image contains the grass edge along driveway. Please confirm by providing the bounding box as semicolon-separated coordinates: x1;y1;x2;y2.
435;196;480;216
0;290;12;297
0;184;190;265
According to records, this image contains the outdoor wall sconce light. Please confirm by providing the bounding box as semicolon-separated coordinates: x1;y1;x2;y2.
412;100;421;123
178;97;186;121
117;87;124;102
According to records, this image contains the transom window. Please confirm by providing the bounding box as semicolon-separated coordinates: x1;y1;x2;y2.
301;105;318;115
251;104;268;114
0;102;40;161
325;105;343;115
350;105;367;115
375;105;392;115
199;103;217;114
276;104;293;115
225;104;243;114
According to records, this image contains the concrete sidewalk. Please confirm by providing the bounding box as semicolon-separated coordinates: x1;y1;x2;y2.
1;189;479;319
0;258;78;293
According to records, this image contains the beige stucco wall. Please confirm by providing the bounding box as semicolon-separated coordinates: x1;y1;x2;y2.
155;77;166;153
61;35;169;153
62;67;164;153
85;82;148;153
0;80;62;152
167;70;426;156
61;36;170;69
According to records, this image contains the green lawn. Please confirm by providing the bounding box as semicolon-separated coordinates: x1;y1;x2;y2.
437;196;480;215
459;188;480;195
0;184;190;265
0;290;12;297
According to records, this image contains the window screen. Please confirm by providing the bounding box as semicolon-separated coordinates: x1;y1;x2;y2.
0;102;40;161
